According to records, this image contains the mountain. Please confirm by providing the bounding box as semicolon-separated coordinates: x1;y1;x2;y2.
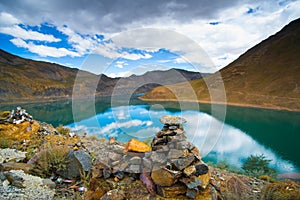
142;18;300;111
0;49;206;103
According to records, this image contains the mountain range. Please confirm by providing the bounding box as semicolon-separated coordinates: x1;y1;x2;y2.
0;49;206;103
142;18;300;111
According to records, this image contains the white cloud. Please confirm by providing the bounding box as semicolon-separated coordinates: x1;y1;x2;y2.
115;61;128;69
10;38;80;57
0;12;19;26
99;119;153;135
0;25;60;42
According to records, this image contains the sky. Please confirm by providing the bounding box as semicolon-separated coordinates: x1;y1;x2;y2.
0;0;299;77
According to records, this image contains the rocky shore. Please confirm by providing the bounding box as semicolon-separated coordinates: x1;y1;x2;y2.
0;107;300;199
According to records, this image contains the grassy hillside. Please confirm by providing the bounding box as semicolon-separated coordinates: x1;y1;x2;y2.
0;49;205;103
142;18;300;111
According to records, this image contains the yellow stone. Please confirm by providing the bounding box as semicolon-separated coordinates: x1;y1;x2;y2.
198;170;211;189
124;139;151;153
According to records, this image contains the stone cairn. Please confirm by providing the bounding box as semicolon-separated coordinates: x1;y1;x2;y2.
0;106;33;124
149;115;210;198
90;115;210;199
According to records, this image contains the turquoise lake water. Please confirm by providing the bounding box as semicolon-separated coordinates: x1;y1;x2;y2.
1;96;300;173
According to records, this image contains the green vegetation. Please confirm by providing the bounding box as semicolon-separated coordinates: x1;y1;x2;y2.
56;124;71;135
31;145;69;177
242;154;277;178
262;180;300;200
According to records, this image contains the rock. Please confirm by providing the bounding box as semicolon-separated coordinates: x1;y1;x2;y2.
181;176;202;189
150;151;167;164
100;189;125;200
160;115;187;125
124;139;150;153
0;148;27;164
191;147;202;160
167;149;189;159
186;188;198;199
42;179;56;189
176;141;195;150
195;162;209;176
157;183;187;197
171;154;195;170
140;172;156;196
0;162;34;173
0;170;55;199
168;125;178;130
129;156;142;165
198;172;210;189
127;164;141;173
151;168;181;186
184;165;196;176
142;157;152;170
58;150;92;179
108;152;123;162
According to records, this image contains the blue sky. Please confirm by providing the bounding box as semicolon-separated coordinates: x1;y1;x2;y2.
0;0;299;77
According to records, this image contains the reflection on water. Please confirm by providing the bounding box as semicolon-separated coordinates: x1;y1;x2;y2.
1;97;300;173
68;104;299;173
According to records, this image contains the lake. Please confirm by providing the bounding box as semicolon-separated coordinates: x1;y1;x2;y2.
1;96;300;173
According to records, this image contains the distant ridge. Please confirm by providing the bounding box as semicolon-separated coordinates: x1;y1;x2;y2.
0;49;206;103
142;18;300;111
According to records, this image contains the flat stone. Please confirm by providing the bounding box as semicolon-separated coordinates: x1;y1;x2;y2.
150;152;167;164
156;183;187;197
151;168;181;186
127;164;141;173
108;152;123;161
169;133;187;142
191;147;202;160
167;149;189;159
124;139;150;153
160;115;187;125
171;154;195;170
176;141;195;150
168;125;178;130
184;165;196;176
142;157;152;170
180;176;201;189
0;162;33;173
129;156;142;165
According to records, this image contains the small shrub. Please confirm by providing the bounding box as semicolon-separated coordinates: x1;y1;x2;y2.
56;125;71;135
242;154;277;178
262;180;300;200
259;175;276;183
32;145;69;177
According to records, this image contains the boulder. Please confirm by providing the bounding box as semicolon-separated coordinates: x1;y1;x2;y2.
151;168;181;186
58;150;91;179
124;139;150;153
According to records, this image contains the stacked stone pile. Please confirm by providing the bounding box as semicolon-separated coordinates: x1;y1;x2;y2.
0;107;33;124
150;115;210;198
88;115;210;199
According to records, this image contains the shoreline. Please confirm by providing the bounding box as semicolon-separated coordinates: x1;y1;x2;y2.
1;96;300;113
139;97;300;113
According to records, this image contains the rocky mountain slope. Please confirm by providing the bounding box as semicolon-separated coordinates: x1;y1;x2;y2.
142;18;300;111
0;49;205;103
